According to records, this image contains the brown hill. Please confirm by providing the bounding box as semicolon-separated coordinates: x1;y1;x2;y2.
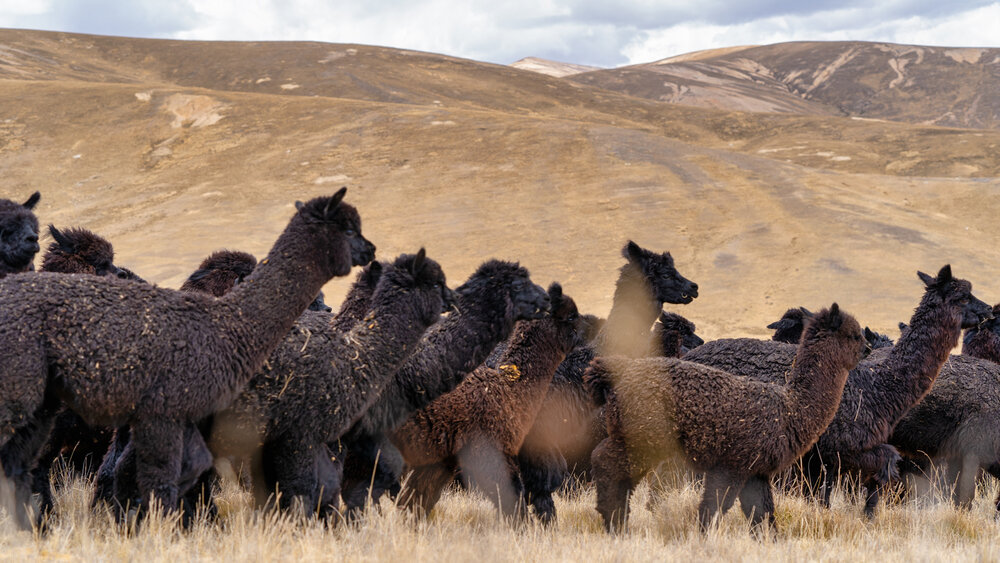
572;41;1000;129
2;30;999;341
510;57;601;77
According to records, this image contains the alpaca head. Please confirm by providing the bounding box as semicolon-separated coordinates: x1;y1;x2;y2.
0;191;41;274
801;303;867;366
308;290;333;312
622;241;698;305
181;249;258;297
41;225;121;277
863;327;894;350
658;311;704;354
455;260;550;321
962;303;1000;349
767;307;814;344
380;249;453;326
115;266;147;284
916;265;993;329
293;188;376;277
545;282;583;353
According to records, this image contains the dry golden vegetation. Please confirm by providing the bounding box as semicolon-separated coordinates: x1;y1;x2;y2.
3;467;1000;561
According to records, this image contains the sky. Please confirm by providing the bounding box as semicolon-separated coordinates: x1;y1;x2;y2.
1;1;999;68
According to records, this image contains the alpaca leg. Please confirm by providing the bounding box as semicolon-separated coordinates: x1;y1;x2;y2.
176;426;216;527
517;447;567;525
459;444;526;522
315;445;342;522
263;439;321;515
852;444;902;486
93;426;129;508
0;396;60;531
952;455;980;509
341;434;404;520
131;419;185;515
862;479;881;518
738;475;776;535
698;470;743;532
591;436;633;533
398;462;453;517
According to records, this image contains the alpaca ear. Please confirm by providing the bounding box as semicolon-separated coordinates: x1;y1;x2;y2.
917;270;935;288
826;303;843;330
547;282;563;302
325;187;347;217
48;225;75;253
411;248;426;276
295;201;304;211
623;240;644;263
898;321;908;332
23;191;40;210
936;264;953;285
800;307;814;318
864;327;875;340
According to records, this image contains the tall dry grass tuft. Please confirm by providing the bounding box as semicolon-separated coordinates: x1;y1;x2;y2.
1;466;1000;561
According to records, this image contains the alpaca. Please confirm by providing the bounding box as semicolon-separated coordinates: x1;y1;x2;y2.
654;311;704;357
586;304;864;533
517;242;699;523
768;307;893;350
0;188;374;528
885;303;1000;511
684;266;992;516
179;249;257;297
393;283;582;519
0;191;40;278
962;303;1000;362
206;250;452;517
338;260;551;518
767;307;813;344
329;261;383;333
29;225;141;522
308;291;332;313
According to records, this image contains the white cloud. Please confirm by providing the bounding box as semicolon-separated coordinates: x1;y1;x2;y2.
622;3;1000;64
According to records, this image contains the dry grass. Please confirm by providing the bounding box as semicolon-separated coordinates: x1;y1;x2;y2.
3;466;1000;562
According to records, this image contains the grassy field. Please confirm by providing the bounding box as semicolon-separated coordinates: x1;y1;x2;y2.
3;466;1000;562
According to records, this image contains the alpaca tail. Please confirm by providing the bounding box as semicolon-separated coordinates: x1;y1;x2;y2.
583;357;617;406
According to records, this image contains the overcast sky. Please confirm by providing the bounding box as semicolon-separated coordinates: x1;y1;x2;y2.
2;1;999;68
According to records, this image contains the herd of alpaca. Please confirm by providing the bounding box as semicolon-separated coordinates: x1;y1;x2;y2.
1;189;998;538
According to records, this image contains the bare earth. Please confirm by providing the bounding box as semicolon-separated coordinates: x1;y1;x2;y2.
2;30;1000;559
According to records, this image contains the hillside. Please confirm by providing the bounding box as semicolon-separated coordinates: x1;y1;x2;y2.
2;29;999;341
572;41;1000;129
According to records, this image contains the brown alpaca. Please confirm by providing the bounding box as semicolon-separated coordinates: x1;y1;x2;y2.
179;250;257;297
585;305;865;533
392;283;581;519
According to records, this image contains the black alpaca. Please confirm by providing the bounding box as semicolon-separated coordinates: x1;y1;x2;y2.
0;191;40;278
338;260;551;518
207;250;452;517
684;266;991;516
517;241;699;523
0;189;374;529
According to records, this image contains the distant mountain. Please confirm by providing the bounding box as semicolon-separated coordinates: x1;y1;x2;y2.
572;41;1000;129
510;57;600;77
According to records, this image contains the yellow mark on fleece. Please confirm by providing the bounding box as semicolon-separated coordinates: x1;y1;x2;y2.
499;364;521;381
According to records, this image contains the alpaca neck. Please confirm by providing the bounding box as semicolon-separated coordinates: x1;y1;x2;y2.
344;290;438;399
875;294;961;420
599;264;661;357
963;329;1000;364
220;221;338;380
783;340;852;455
362;285;518;434
331;284;376;332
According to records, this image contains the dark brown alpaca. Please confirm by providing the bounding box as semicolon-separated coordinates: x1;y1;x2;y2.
179;249;257;297
392;283;582;520
685;266;992;516
0;189;374;528
586;304;865;533
0;191;40;278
